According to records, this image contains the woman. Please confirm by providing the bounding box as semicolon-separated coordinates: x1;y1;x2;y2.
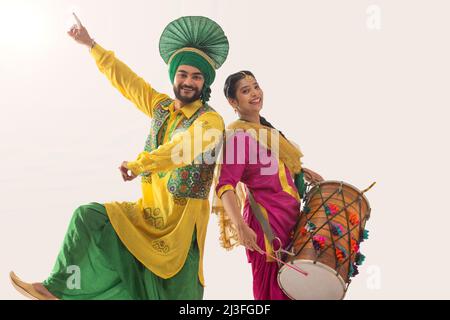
212;71;324;300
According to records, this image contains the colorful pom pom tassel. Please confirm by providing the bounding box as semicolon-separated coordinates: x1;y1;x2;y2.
349;212;359;226
330;222;344;236
355;252;366;266
349;264;354;277
351;238;359;253
306;221;317;233
300;227;307;236
328;203;340;215
349;263;359;277
364;229;369;239
312;235;326;251
336;245;348;263
360;229;370;242
324;205;331;216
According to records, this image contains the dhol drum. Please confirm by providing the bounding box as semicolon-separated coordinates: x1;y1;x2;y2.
277;180;374;300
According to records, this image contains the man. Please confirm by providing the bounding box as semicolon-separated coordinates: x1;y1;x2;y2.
10;15;228;300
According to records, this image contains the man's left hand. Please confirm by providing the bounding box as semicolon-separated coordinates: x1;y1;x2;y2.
119;161;138;182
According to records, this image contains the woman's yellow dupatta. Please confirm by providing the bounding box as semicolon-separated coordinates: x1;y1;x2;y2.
211;120;303;250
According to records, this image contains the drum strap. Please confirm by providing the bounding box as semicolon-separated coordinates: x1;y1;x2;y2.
246;187;281;262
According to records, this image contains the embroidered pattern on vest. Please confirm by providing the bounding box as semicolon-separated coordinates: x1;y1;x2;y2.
142;100;221;199
166;104;219;199
141;99;173;182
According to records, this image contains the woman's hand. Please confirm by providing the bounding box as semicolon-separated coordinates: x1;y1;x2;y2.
220;190;263;253
236;223;262;253
67;13;94;48
119;161;138;182
303;167;325;184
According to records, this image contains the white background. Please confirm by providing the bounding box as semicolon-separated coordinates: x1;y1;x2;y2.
1;0;449;299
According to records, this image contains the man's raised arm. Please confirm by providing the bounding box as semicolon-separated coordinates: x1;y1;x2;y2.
67;14;169;118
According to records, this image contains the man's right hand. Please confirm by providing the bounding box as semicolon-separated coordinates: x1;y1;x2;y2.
119;161;139;182
67;13;94;48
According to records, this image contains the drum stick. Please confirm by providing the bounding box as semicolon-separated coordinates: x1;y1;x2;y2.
257;249;308;276
362;182;377;194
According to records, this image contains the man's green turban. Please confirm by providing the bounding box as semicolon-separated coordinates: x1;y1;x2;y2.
159;16;229;103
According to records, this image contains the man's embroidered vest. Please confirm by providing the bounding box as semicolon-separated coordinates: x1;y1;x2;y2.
142;99;220;199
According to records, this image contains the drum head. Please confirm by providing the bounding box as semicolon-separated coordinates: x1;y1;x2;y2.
278;260;346;300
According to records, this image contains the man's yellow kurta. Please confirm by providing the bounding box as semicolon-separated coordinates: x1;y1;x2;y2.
91;44;224;286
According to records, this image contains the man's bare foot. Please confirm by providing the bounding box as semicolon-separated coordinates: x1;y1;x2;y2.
32;283;59;300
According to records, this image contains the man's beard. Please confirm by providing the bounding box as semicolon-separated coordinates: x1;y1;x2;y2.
174;85;202;104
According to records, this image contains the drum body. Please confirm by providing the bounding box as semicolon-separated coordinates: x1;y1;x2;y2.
278;181;371;300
